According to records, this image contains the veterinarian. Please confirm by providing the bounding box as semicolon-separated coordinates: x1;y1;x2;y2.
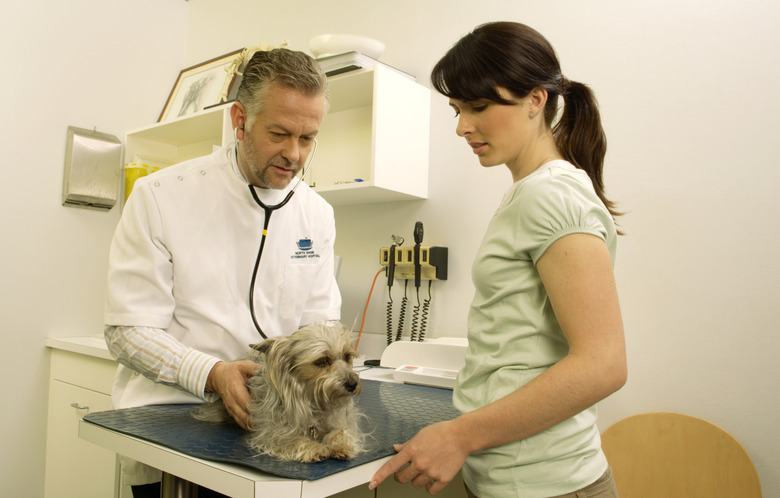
104;48;340;497
370;22;626;497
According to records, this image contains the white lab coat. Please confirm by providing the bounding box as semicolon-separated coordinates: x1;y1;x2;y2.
104;144;341;484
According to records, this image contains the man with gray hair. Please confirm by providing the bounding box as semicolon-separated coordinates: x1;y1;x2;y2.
104;48;340;496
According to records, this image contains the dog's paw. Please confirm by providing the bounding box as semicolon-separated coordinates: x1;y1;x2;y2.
323;429;360;460
327;445;357;460
297;445;331;463
283;437;331;463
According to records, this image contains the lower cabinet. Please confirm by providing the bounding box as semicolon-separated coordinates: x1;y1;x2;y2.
44;348;120;497
332;474;466;497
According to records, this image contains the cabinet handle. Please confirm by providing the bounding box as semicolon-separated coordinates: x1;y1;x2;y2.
70;402;89;411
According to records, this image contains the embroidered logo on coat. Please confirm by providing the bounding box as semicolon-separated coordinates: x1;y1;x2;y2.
292;238;320;260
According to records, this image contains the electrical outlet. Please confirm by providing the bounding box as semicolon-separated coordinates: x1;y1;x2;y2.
379;246;448;280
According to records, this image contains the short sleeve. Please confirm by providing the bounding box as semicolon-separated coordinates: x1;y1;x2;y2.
508;166;615;264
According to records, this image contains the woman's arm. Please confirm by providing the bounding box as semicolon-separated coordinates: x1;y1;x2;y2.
370;233;626;494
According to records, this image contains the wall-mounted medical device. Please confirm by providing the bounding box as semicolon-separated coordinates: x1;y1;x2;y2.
381;337;467;389
379;245;448;281
62;126;122;211
379;221;448;345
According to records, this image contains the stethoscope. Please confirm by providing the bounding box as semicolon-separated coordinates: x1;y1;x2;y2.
231;125;318;339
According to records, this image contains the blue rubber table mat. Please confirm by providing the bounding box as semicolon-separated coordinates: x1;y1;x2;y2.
82;379;458;480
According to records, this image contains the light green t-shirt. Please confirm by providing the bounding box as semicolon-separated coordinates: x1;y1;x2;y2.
454;160;617;497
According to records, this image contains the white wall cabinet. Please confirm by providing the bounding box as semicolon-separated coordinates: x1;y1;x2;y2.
44;347;120;498
124;63;431;206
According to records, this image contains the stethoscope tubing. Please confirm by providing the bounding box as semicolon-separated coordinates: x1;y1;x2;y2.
232;128;318;338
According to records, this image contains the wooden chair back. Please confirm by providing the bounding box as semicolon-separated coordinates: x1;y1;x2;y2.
601;412;761;497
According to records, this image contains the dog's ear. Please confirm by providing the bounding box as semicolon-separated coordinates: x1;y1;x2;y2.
250;336;291;356
250;339;274;355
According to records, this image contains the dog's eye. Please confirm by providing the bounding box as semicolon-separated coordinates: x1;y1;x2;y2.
314;357;332;368
343;352;355;362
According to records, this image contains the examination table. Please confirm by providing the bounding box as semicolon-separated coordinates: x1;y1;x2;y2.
80;379;458;497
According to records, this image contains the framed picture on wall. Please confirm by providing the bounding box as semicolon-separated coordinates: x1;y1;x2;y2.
158;49;243;122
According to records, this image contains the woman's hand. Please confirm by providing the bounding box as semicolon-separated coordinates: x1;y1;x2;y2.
369;420;469;495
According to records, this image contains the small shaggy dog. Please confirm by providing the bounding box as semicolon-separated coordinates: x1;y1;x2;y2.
193;323;366;462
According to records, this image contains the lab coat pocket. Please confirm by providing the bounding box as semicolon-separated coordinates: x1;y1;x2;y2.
279;263;318;319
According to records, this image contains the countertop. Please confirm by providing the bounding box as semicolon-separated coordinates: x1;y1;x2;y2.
45;334;114;361
44;335;399;383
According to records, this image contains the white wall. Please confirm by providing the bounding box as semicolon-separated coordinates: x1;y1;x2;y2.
5;0;777;495
0;1;187;495
185;0;780;495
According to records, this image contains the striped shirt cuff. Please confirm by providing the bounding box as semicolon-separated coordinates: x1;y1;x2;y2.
178;349;221;400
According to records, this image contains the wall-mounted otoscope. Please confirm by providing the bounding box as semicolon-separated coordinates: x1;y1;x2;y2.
380;221;448;343
385;234;402;346
413;221;423;289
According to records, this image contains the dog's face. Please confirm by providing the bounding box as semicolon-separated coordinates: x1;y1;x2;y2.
251;324;361;409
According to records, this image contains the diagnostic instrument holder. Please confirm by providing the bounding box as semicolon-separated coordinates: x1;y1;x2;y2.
379;245;448;281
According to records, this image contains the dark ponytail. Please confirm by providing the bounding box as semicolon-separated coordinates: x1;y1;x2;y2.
432;22;622;227
554;79;620;222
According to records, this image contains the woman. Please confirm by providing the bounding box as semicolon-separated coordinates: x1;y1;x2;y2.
370;22;627;497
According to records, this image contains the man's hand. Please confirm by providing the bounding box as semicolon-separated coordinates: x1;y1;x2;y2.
205;360;259;430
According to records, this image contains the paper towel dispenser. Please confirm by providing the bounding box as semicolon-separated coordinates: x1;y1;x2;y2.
62;126;122;211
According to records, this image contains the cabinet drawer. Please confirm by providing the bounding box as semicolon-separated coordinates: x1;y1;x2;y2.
45;380;116;497
50;349;117;395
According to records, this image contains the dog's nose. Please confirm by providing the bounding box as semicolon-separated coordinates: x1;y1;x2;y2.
345;379;358;393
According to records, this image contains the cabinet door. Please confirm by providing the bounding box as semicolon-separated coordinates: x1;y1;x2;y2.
44;380;116;498
326;483;375;497
324;472;467;497
377;474;467;497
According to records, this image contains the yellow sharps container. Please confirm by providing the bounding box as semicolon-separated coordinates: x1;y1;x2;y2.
124;163;160;201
